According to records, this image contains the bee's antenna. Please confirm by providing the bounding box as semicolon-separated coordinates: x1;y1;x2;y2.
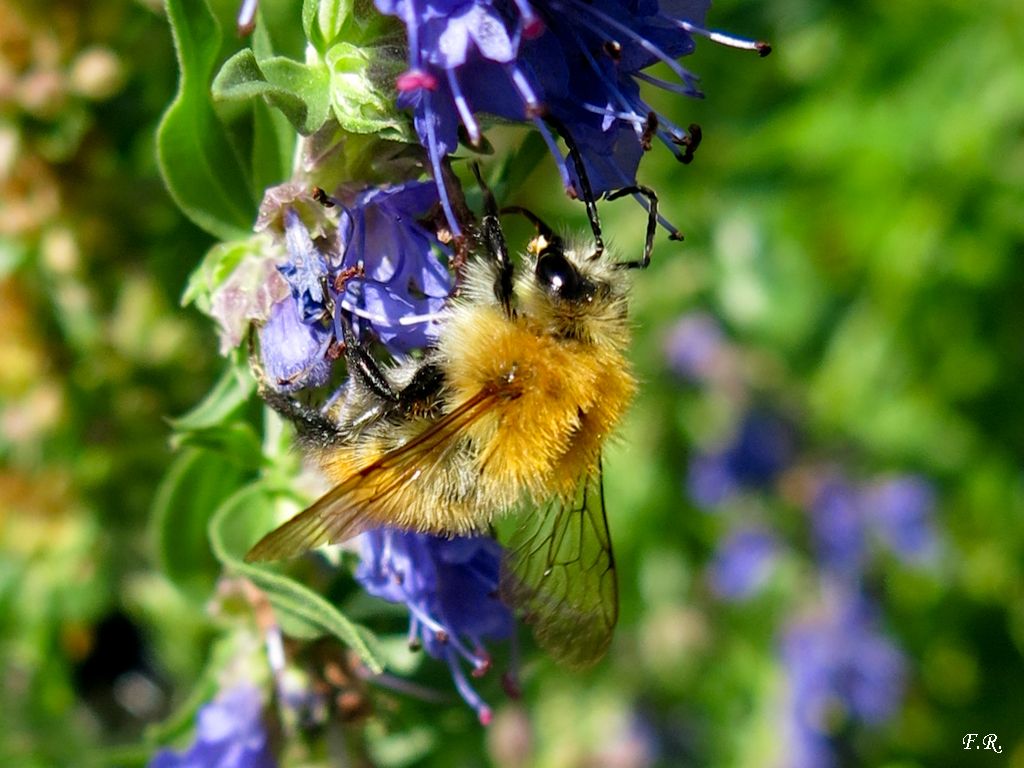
500;206;557;243
470;161;500;219
605;185;660;269
545;117;605;260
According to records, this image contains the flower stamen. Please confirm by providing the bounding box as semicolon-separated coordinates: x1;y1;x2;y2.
675;20;772;57
445;69;481;147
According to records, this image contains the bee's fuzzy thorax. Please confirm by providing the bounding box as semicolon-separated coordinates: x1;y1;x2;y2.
426;239;637;514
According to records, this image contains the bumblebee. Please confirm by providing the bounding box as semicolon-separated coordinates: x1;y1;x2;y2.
246;155;662;669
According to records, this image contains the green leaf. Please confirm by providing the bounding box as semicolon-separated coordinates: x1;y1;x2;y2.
158;0;256;240
325;42;409;140
492;130;550;201
245;14;297;190
168;357;255;433
172;422;265;470
151;448;250;598
213;49;331;136
209;483;385;673
303;0;354;53
252;0;307;61
251;97;295;195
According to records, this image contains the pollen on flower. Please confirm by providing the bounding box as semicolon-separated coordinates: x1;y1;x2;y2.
471;653;492;677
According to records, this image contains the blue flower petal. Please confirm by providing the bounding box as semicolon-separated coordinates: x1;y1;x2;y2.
355;529;513;720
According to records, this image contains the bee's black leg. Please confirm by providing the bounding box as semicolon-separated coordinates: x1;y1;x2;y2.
546;118;605;260
262;389;342;448
337;317;446;418
470;163;515;316
339;318;400;404
396;362;446;415
605;185;659;269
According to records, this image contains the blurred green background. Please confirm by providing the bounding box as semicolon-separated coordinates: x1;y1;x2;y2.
1;0;1022;766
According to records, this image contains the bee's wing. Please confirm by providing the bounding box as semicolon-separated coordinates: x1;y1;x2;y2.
500;460;618;669
244;389;497;563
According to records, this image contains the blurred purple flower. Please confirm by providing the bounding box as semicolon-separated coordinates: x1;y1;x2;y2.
863;475;939;565
334;182;451;353
379;0;766;231
782;592;905;768
355;528;514;724
728;412;795;486
687;411;795;510
686;453;738;509
809;476;866;578
708;526;779;601
149;684;275;768
663;311;726;382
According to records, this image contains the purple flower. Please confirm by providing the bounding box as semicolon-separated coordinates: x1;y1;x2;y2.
863;475;939;565
687;411;795;510
379;0;531;231
333;182;451;353
277;208;329;324
355;528;514;723
727;412;795;486
663;311;726;382
522;0;712;190
259;294;333;392
149;684;276;768
707;526;778;601
809;471;941;577
809;476;866;578
379;0;767;231
686;452;738;509
257;182;451;384
208;252;290;355
782;591;905;767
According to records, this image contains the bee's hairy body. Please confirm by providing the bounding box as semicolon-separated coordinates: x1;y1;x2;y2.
303;242;637;537
246;168;666;668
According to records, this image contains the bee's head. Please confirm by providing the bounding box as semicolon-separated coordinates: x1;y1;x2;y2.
519;233;631;347
533;236;595;303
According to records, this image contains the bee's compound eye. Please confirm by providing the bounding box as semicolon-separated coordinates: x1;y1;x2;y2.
536;250;580;298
